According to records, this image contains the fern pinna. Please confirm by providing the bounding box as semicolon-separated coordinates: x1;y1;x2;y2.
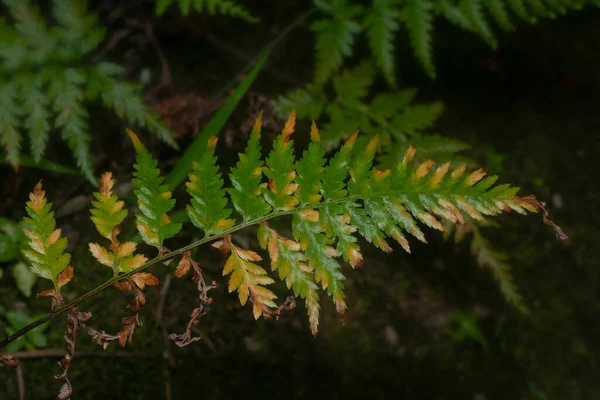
0;111;563;397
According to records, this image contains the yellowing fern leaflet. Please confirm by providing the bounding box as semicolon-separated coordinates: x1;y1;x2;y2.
213;235;278;319
22;182;71;292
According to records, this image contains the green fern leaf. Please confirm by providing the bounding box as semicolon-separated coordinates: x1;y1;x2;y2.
228;114;272;220
155;0;258;22
20;76;51;163
293;211;347;315
435;0;472;29
272;87;326;120
186;135;235;236
487;0;516;30
403;0;436;78
263;112;300;211
128;130;182;251
507;0;532;21
22;182;71;290
390;101;445;137
295;122;327;205
471;225;527;312
258;224;320;335
312;0;363;86
364;0;400;86
460;0;497;47
0;82;21;166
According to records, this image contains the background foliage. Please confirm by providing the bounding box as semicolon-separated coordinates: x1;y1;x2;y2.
0;0;598;399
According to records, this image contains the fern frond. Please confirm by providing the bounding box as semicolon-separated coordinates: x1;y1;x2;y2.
186;135;235;236
364;0;400;86
128;130;182;251
213;236;278;319
21;182;71;291
155;0;258;22
403;0;436;78
312;0;363;86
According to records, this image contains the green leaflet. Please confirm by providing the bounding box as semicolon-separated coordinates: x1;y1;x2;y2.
21;182;71;290
312;0;363;86
186;135;235;236
263;112;300;211
295;122;327;205
155;0;258;22
403;0;436;78
128;130;182;251
364;0;400;86
228;114;272;220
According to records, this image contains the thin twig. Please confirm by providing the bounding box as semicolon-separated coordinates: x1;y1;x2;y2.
16;365;24;400
9;349;147;359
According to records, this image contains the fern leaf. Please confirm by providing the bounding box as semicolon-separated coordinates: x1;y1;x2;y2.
506;0;532;21
186;135;235;236
90;172;128;242
435;0;471;29
403;0;436;78
0;82;21;166
128;130;182;251
21;182;71;290
20;76;50;163
293;211;347;315
295;122;327;205
228;114;271;220
364;0;400;86
460;0;497;47
263;111;299;211
487;0;516;30
156;0;258;22
258;224;320;335
214;235;277;319
3;0;56;64
272;87;326;121
92;66;177;149
471;226;527;312
390;101;445;137
50;67;95;184
312;0;363;86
